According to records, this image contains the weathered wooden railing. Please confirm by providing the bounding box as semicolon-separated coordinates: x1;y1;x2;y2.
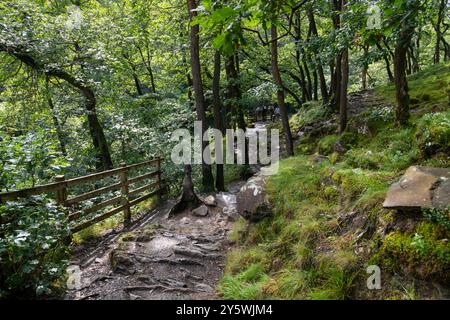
0;158;164;233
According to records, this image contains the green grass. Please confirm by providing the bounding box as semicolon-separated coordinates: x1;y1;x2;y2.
219;63;450;300
72;197;157;244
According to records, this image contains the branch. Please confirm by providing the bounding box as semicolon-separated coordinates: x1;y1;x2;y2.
242;0;310;46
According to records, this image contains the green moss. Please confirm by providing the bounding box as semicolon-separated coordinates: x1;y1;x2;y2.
318;135;339;155
416;111;450;157
373;230;450;282
376;62;450;113
289;101;330;132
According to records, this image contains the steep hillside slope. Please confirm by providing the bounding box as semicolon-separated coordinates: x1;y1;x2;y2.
219;63;450;300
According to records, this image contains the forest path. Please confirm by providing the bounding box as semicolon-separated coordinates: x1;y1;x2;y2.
65;180;246;300
65;122;270;300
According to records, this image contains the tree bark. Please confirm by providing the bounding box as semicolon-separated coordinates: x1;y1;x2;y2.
331;0;342;110
375;42;394;82
187;0;215;191
434;0;446;64
169;164;201;216
339;0;348;134
393;23;412;126
212;51;225;191
271;23;294;156
361;45;369;90
307;10;328;103
225;55;246;130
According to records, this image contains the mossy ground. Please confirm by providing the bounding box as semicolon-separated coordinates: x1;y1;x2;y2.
219;63;450;300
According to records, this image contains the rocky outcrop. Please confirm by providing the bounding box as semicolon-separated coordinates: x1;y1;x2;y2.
236;173;272;222
383;166;450;212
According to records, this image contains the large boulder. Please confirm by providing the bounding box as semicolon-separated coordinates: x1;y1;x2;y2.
383;166;449;212
236;173;272;222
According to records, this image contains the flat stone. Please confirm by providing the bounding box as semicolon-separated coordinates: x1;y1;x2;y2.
383;166;450;211
192;204;209;217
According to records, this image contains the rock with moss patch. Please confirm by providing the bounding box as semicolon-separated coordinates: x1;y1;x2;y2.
383;166;450;212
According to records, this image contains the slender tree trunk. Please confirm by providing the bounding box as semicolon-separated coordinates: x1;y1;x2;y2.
406;47;412;75
82;87;114;171
225;55;246;130
294;12;311;102
187;0;214;191
331;0;342;110
303;60;313;101
376;42;394;82
339;0;349;134
393;23;412;126
361;45;369;90
307;10;328;103
313;67;318;100
271;23;294;156
434;0;446;64
212;51;225;191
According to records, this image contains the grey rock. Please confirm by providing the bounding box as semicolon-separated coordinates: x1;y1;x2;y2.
236;173;272;222
192;204;209;217
383;166;450;211
203;195;217;206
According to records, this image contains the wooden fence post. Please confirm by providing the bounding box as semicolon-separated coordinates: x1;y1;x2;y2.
55;175;67;207
120;163;131;227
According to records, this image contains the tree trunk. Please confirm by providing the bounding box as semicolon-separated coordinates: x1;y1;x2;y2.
339;49;349;133
169;164;201;216
361;45;369;90
294;12;311;102
187;0;214;191
212;51;225;191
307;10;328;103
375;42;394;82
271;23;294;156
82;87;114;171
331;0;342;110
434;0;446;64
339;0;348;134
225;55;246;130
393;23;411;126
313;67;318;100
0;43;114;171
303;60;313;101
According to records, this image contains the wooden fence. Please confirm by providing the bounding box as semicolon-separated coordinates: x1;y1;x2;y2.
0;158;164;233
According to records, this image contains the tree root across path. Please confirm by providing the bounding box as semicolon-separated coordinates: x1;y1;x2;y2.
65;179;247;300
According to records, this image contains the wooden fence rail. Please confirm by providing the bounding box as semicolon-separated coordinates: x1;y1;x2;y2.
0;158;164;233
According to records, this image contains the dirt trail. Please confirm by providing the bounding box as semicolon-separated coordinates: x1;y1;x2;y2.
66;180;246;300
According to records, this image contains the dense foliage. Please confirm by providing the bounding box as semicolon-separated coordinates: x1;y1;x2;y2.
0;0;448;299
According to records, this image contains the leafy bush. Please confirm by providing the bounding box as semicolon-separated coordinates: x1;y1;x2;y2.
416;112;450;157
423;207;450;231
0;124;70;192
0;197;70;299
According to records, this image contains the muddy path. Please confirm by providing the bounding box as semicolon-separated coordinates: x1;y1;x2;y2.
65;181;246;300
